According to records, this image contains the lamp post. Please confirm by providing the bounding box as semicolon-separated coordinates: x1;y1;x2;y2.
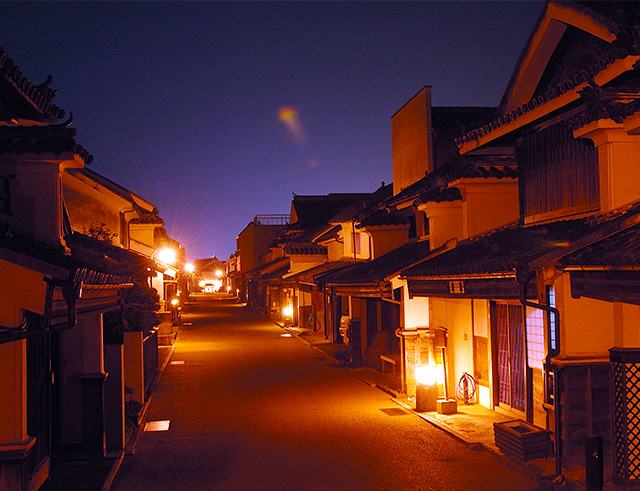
415;363;438;412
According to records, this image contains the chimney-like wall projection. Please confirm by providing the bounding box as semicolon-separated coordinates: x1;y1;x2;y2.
391;86;433;196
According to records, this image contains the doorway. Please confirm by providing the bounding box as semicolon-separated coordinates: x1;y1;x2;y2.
492;303;525;412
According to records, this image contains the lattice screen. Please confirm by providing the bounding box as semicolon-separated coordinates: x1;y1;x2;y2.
611;349;640;483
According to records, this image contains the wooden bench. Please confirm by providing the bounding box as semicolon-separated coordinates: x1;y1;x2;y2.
380;354;400;378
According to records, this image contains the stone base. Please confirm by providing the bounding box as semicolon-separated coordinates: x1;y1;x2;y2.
0;437;36;491
436;398;458;415
415;385;437;412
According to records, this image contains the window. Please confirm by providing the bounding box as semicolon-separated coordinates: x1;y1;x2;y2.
526;308;544;369
544;285;558;404
546;285;557;353
408;215;417;239
353;232;362;255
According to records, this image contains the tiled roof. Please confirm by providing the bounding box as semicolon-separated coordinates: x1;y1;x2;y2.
68;233;157;277
560;223;640;268
284;243;327;255
0;228;152;282
416;186;462;205
388;153;517;206
403;200;640;279
431;106;497;165
0;48;65;122
313;225;341;243
274;193;373;247
329;184;393;223
318;239;430;285
262;264;291;280
129;213;164;225
457;0;640;149
283;260;355;285
291;193;370;227
0;123;93;163
357;211;410;228
569;85;640;131
255;257;289;275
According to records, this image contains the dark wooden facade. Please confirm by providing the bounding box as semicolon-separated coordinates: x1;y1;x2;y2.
517;117;599;219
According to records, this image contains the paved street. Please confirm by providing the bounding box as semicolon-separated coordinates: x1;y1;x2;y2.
113;296;539;491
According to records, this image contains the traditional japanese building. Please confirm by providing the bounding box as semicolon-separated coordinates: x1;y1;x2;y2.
0;49;172;490
400;1;640;484
234;214;290;305
254;193;368;324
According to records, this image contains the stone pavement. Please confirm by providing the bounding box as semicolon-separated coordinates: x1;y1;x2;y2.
287;325;581;489
114;299;541;491
45;322;175;491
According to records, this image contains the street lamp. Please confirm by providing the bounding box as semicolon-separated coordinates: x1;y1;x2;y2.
156;247;177;265
185;262;195;273
282;305;293;318
415;363;438;412
215;269;223;278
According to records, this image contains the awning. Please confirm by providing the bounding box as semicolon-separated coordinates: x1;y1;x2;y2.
560;223;640;304
282;260;354;288
403;200;640;299
319;240;430;297
320;240;429;284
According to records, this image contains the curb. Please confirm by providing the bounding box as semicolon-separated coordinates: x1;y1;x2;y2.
271;318;570;487
288;328;343;366
100;450;125;491
274;320;401;397
390;398;570;488
391;398;476;446
126;343;176;455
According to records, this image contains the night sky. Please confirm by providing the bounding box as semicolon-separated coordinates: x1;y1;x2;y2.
2;1;542;260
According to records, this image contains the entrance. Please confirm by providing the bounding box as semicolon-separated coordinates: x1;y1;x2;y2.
493;303;525;412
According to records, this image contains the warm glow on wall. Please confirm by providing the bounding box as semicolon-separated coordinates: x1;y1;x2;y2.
478;384;491;408
282;305;293;318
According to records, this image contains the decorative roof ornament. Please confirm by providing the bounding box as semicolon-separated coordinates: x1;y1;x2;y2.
0;48;65;121
611;8;640;56
62;112;73;128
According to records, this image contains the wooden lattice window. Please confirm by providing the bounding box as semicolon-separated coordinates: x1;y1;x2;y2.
611;349;640;484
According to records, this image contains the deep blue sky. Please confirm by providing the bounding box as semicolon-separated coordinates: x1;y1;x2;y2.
2;1;542;260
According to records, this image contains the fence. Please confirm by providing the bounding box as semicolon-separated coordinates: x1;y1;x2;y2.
253;214;290;226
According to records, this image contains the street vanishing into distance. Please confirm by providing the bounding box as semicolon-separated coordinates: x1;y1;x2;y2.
113;295;538;491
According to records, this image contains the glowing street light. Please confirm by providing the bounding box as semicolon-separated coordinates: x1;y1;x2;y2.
156;247;177;265
185;262;195;273
415;363;438;412
415;364;438;387
198;280;206;288
215;269;223;278
282;305;293;318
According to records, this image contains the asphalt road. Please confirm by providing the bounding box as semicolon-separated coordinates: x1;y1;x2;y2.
113;295;539;491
